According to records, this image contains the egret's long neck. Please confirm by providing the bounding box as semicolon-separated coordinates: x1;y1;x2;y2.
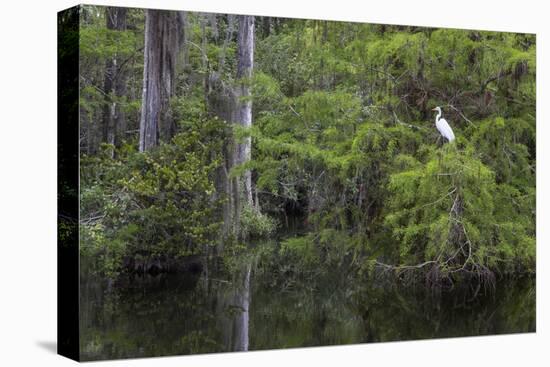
435;110;441;123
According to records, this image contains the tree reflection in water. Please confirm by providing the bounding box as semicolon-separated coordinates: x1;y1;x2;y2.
79;257;535;361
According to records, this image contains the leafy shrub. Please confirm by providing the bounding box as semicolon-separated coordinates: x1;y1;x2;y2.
80;119;225;276
239;204;278;239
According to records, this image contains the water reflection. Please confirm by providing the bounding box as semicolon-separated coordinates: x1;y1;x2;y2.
79;260;535;361
220;264;251;352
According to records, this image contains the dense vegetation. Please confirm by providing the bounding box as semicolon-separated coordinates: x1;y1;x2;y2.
79;6;535;288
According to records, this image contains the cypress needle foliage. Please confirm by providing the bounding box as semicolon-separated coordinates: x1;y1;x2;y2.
384;146;534;282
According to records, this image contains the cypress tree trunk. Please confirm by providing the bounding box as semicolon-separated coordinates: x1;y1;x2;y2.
101;7;127;156
180;12;190;69
206;14;234;240
139;10;182;152
235;15;254;207
218;15;235;72
113;58;127;151
207;72;238;241
262;17;271;37
208;15;255;242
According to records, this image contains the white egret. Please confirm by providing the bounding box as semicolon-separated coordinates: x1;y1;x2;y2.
432;107;455;142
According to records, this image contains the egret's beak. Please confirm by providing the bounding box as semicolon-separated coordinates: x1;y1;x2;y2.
431;108;437;111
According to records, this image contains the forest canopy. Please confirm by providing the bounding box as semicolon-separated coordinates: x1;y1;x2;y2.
78;6;536;287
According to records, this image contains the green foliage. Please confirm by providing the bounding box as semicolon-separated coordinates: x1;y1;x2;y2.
78;6;145;153
239;204;278;239
249;22;535;281
79;11;535;283
383;144;534;276
80;118;226;276
280;235;320;269
76;14;536;359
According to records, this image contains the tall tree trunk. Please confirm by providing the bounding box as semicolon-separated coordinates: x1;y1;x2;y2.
200;15;209;109
113;60;128;151
262;17;271;38
235;15;254;207
209;13;219;41
218;14;236;73
139;10;182;152
180;12;190;69
207;71;238;241
101;7;127;156
208;15;255;242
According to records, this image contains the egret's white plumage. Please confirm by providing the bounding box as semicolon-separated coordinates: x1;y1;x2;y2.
432;107;455;142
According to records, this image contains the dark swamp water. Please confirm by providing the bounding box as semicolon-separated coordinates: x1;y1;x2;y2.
79;253;535;361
